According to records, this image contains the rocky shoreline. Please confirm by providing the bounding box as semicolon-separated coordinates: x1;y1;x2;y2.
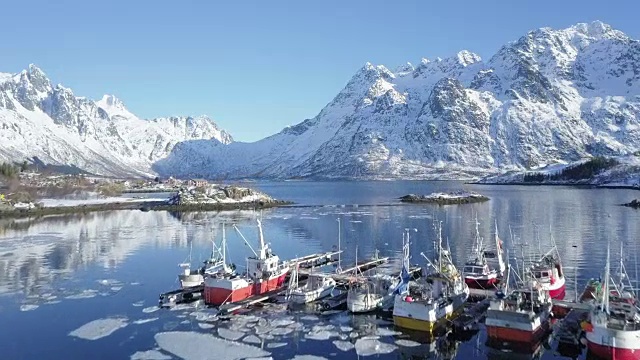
399;192;489;205
0;199;293;219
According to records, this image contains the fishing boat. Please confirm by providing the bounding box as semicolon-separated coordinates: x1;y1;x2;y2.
393;223;469;332
584;245;640;360
462;219;506;291
346;248;399;313
178;224;236;289
203;220;289;306
286;264;336;305
529;244;566;300
485;259;553;344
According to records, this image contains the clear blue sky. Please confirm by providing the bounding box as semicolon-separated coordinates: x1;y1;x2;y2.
1;0;638;141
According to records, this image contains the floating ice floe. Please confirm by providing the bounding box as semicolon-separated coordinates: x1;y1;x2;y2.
218;327;245;341
133;318;158;325
198;323;215;330
354;338;397;356
20;304;39;311
65;289;99;299
270;327;293;336
98;279;120;286
69;317;128;340
332;340;355;352
299;315;319;322
130;349;172;360
395;339;421;347
245;358;272;360
111;286;123;292
305;330;340;341
375;328;402;336
270;318;296;327
142;306;160;313
288;356;328;360
44;300;61;305
339;326;353;332
243;335;262;344
266;342;287;349
155;331;270;360
132;301;144;307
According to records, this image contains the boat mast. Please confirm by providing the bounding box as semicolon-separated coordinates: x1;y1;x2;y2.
604;243;611;315
438;221;443;271
257;219;267;259
222;223;226;263
337;218;342;273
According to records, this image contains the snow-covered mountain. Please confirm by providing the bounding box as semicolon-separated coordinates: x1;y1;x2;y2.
156;21;640;180
0;66;232;177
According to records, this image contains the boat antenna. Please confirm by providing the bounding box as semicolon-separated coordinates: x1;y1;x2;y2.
221;223;226;264
604;242;611;315
336;217;342;273
438;221;443;271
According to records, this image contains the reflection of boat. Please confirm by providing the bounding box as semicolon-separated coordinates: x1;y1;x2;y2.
463;219;506;290
396;331;459;360
485;336;549;360
393;223;469;332
286;266;336;304
584;245;640;360
203;220;289;306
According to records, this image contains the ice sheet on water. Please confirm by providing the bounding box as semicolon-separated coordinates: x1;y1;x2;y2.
198;323;215;329
155;331;270;360
288;356;328;360
270;318;296;327
266;342;287;349
305;330;340;341
180;320;191;325
133;318;158;325
111;287;123;292
190;311;218;322
243;335;262;344
218;327;245;341
361;335;380;340
130;349;172;360
270;327;293;336
65;289;99;299
300;315;320;322
332;340;355;352
375;328;402;336
142;306;160;313
311;324;336;332
98;279;121;286
45;300;61;305
354;338;397;356
69;317;128;340
20;304;39;311
246;358;273;360
395;339;421;347
339;326;353;332
132;301;144;307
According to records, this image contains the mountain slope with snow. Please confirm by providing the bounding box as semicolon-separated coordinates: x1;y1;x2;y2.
0;67;232;177
156;21;640;179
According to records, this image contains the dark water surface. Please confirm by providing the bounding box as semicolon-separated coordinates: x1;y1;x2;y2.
1;181;639;359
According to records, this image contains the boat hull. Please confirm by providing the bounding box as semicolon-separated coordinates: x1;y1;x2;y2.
586;326;640;360
392;287;468;332
204;272;288;306
485;321;550;344
289;286;335;305
464;276;500;290
179;274;204;289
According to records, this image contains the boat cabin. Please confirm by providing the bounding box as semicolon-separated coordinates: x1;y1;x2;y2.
463;264;491;276
247;252;281;280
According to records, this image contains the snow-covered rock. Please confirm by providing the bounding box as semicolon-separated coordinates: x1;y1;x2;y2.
0;66;232;177
157;21;640;180
167;185;278;205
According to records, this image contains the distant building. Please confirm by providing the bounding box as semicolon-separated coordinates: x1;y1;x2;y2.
165;177;180;186
188;179;208;187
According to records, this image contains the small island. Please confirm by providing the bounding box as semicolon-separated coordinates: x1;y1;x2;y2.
622;199;640;209
399;191;489;205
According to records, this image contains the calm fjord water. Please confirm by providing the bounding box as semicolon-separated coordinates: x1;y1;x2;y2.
0;181;639;359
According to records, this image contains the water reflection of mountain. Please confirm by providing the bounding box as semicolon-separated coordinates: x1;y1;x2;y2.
0;210;262;296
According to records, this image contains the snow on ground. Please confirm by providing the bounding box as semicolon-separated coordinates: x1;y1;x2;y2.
155;331;270;360
130;349;172;360
69;317;128;340
39;195;167;208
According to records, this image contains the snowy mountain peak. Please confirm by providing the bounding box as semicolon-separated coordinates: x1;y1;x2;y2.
455;50;482;66
95;94;132;119
569;20;626;40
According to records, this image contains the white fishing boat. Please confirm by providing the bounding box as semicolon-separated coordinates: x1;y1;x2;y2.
393;223;469;332
347;248;399;313
178;224;236;289
463;219;506;292
286;264;336;304
584;244;640;360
